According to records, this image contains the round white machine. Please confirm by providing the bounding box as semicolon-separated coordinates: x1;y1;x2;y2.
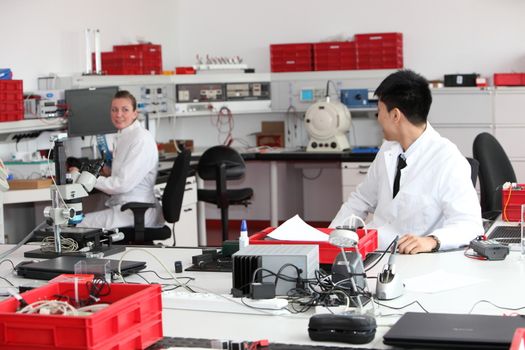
304;100;351;152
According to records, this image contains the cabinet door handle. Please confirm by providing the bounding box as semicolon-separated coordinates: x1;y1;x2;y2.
185;187;194;192
183;208;193;212
358;165;370;169
358;170;368;174
185;181;192;185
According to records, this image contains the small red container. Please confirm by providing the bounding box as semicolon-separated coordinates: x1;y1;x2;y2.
249;227;378;264
0;281;162;350
270;43;313;72
494;73;525;86
313;41;357;71
502;184;525;222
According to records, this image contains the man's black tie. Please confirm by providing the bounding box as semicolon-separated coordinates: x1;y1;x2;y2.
393;154;407;198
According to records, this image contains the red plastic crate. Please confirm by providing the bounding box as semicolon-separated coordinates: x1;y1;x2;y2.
0;281;162;350
114;44;162;54
249;227;378;264
0;80;23;103
494;73;525;86
355;32;403;47
314;41;357;71
355;32;403;69
270;43;313;72
502;184;525;222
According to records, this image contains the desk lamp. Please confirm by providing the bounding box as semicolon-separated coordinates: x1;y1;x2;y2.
307;216;376;345
328;222;365;311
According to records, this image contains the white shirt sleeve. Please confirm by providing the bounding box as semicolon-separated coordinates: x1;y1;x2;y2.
429;156;484;250
330;155;380;227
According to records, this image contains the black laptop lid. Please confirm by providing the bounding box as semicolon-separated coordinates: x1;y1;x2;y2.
384;312;525;349
17;256;146;280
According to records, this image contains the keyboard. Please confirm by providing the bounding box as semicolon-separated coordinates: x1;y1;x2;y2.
488;225;522;244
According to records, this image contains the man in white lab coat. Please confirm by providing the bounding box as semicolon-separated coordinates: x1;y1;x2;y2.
77;90;163;230
331;70;483;254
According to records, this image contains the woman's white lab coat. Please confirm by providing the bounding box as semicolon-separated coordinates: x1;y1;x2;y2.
331;123;483;250
79;120;163;229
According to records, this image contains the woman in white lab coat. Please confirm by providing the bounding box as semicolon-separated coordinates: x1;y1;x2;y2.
77;90;163;230
331;70;483;253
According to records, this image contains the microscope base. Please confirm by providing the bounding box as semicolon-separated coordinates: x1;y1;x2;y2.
24;245;125;259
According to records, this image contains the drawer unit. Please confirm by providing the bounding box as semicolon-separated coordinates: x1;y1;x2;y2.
341;162;371;203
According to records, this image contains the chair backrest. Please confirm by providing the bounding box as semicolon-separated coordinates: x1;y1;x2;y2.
466;157;479;187
162;149;191;223
473;133;517;213
197;145;246;181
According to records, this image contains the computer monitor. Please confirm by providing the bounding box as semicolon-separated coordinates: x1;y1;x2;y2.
65;86;119;137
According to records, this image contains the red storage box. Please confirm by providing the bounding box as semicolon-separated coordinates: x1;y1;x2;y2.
313;41;357;71
0;281;162;350
270;43;313;72
249;227;378;264
356;32;403;69
494;73;525;86
502;184;525;222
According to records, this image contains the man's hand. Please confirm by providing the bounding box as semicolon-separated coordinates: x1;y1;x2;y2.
397;234;437;254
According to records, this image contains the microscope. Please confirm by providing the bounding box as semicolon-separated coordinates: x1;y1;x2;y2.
24;135;125;259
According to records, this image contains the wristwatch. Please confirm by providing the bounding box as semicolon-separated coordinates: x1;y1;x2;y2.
429;235;441;252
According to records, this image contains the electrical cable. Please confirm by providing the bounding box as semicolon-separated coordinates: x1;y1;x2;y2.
468;299;525;314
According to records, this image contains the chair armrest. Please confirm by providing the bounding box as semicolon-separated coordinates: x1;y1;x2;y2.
121;202;155;243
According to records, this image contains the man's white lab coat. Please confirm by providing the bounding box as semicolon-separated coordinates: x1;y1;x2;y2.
79;120;163;229
331;123;483;250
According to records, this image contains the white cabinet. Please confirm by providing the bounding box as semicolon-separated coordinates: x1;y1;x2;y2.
154;176;198;247
341;162;370;203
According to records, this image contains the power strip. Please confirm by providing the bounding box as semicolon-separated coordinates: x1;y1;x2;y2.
162;291;289;315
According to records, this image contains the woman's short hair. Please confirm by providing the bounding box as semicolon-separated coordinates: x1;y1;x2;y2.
113;90;137;111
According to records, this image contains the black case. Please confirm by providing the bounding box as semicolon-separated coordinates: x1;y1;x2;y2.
444;74;478;87
308;313;376;344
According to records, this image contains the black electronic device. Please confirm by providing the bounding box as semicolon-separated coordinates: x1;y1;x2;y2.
16;256;146;280
444;74;478;87
383;312;525;349
470;238;509;260
308;313;376;344
331;251;368;306
65;86;118;137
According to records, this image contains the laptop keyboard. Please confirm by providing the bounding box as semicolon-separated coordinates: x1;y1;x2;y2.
488;226;522;244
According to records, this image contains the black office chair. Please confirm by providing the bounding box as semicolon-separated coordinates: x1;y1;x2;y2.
118;149;192;244
473;133;516;220
197;145;253;242
466;157;479;187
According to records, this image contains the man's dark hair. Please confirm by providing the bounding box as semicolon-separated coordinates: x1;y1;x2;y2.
374;69;432;125
113;90;137;111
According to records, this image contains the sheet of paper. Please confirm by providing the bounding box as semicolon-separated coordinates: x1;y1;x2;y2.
404;269;487;294
267;214;328;241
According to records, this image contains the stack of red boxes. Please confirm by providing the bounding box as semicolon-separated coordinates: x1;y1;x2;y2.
270;32;403;73
313;41;357;71
270;43;313;72
93;43;163;75
0;80;23;122
355;32;403;70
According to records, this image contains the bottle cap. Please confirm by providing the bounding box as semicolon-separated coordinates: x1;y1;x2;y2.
241;219;247;232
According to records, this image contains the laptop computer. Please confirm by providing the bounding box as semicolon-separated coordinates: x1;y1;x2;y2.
487;225;521;245
16;256;146;280
383;312;525;349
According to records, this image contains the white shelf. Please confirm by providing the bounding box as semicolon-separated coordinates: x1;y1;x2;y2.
0;118;66;134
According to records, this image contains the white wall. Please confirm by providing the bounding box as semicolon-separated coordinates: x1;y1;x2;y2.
3;0;525;90
174;0;525;81
1;0;178;91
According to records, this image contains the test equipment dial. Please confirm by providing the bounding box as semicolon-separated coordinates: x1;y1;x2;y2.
305;100;351;152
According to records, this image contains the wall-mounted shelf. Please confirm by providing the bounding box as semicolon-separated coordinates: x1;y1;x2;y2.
0;118;66;135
